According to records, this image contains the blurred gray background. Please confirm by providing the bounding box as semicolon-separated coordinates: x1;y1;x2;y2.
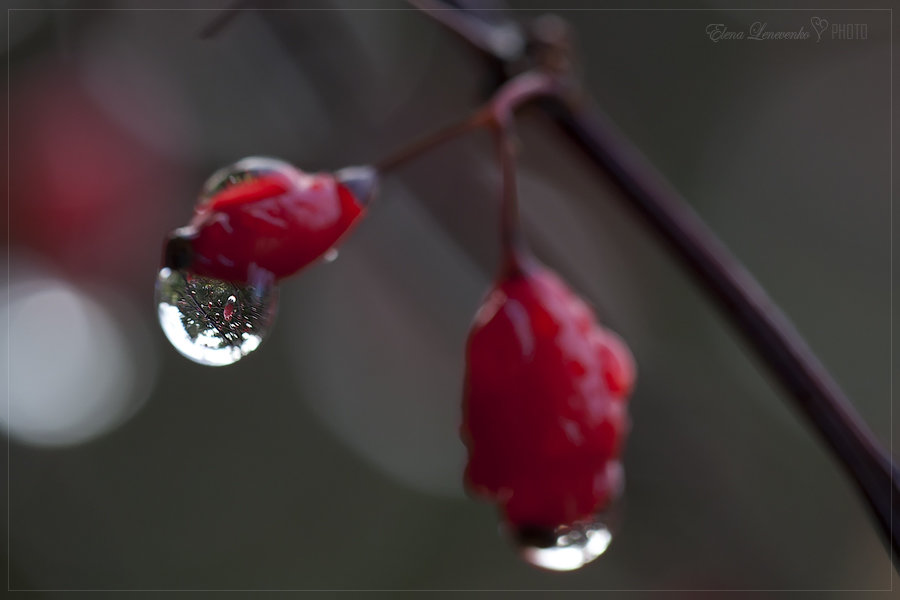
3;0;896;592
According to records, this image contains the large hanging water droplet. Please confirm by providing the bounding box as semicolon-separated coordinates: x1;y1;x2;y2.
155;267;278;366
510;517;612;571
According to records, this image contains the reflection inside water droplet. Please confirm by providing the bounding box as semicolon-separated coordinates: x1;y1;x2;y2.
155;267;277;366
323;248;339;263
223;295;236;321
510;517;612;571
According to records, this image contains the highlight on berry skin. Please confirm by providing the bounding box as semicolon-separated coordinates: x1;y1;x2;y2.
461;258;635;570
155;157;374;366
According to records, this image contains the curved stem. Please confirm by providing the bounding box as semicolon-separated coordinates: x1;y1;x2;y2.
373;111;489;174
491;115;523;270
484;72;561;272
373;71;561;175
373;71;562;271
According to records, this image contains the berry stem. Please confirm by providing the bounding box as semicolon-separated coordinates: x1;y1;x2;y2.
373;71;560;176
491;116;524;272
375;71;561;274
486;72;562;272
373;111;489;174
482;72;561;273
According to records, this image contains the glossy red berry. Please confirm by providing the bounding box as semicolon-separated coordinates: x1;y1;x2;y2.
166;157;370;284
156;158;375;367
461;257;635;535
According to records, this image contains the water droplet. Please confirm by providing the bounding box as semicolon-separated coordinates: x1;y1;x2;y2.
322;248;339;263
510;517;612;571
155;267;278;366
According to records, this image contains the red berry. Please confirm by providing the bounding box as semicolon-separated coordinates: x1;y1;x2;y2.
461;258;635;530
167;157;368;283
